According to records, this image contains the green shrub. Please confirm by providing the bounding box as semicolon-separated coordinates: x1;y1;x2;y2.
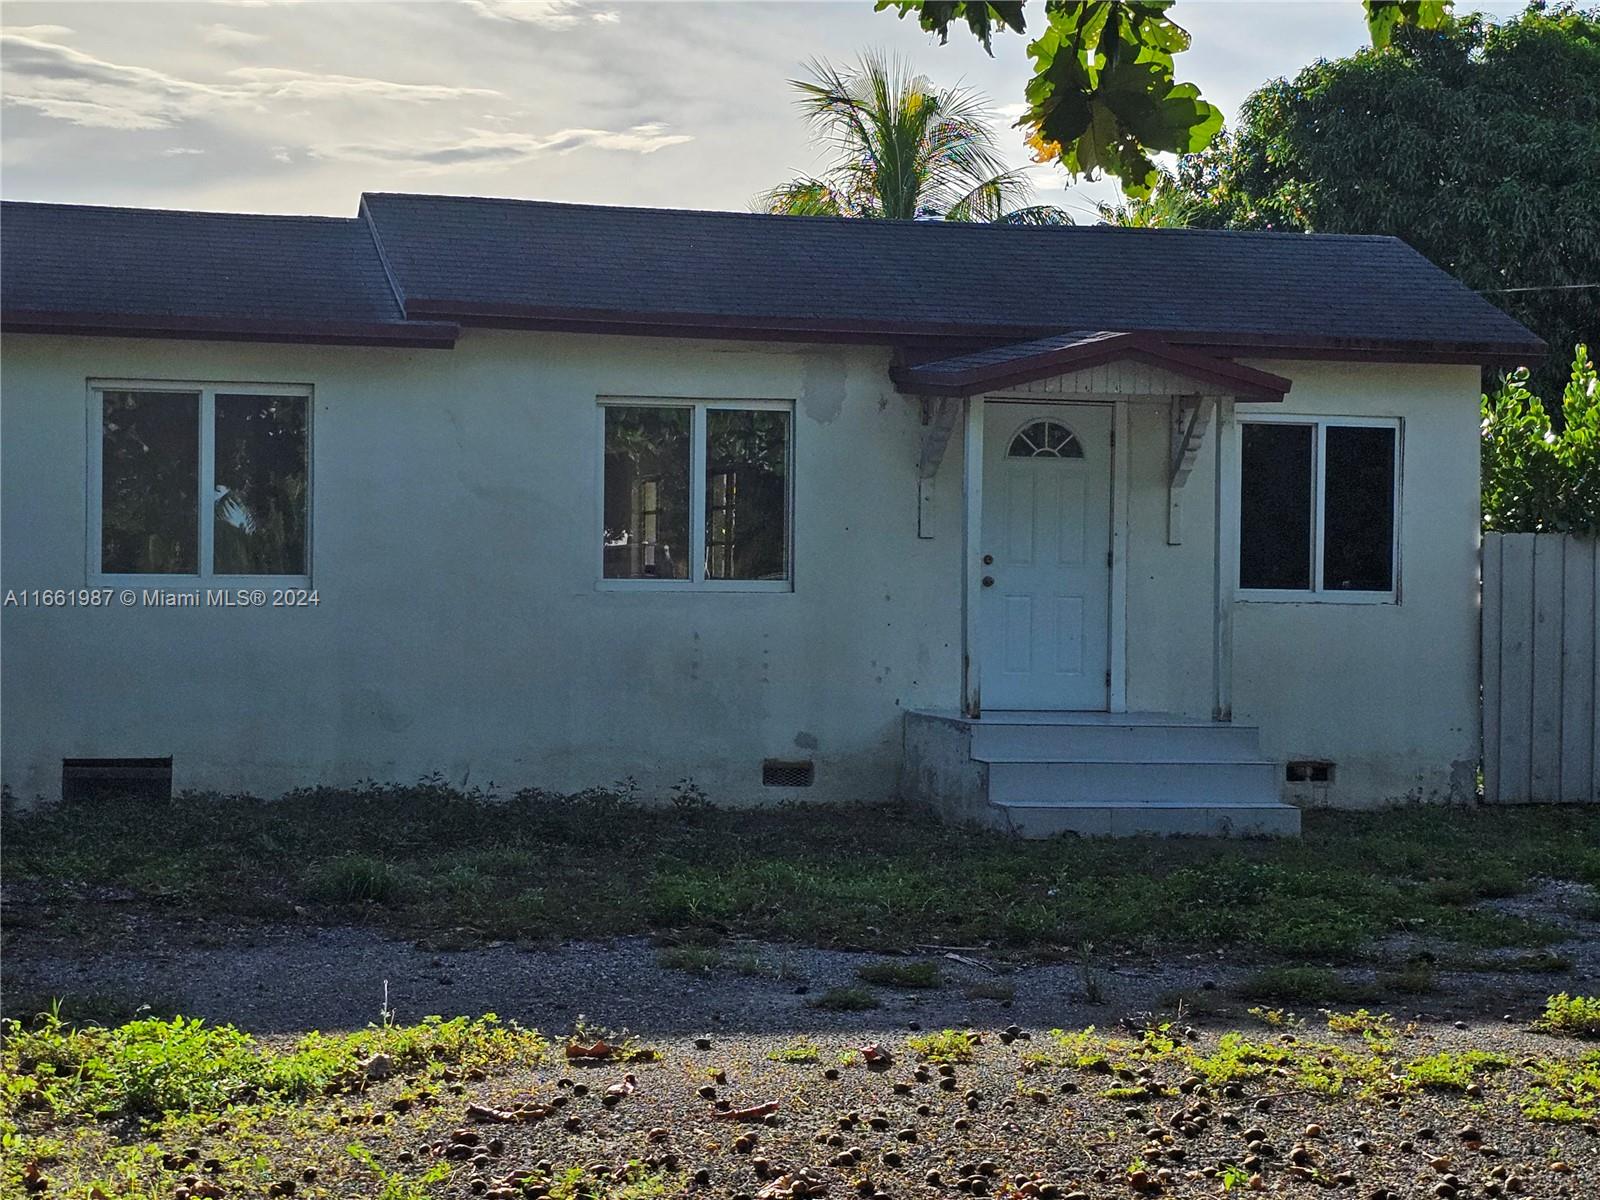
1482;344;1599;535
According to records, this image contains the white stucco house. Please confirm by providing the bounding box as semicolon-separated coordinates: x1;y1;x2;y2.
0;194;1546;835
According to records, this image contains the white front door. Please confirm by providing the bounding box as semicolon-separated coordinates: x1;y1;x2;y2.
980;402;1113;710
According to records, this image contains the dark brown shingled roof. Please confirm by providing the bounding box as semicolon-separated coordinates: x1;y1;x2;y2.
0;201;457;347
359;193;1545;364
1;192;1545;364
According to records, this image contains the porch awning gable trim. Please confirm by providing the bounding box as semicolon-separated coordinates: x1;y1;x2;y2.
891;330;1292;401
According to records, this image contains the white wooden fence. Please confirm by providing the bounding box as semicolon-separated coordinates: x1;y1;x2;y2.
1482;532;1600;803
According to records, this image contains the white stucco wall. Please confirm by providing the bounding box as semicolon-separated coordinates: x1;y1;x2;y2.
0;330;965;805
1229;361;1483;807
0;334;1481;811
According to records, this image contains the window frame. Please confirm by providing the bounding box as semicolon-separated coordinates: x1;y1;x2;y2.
1235;411;1401;605
87;379;314;586
595;396;795;593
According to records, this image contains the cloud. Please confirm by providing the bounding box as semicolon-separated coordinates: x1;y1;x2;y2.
5;24;73;41
319;123;692;171
460;0;620;27
201;23;267;47
0;33;499;130
162;146;206;156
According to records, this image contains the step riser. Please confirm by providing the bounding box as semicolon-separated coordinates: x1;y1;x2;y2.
972;723;1262;762
995;804;1302;838
989;760;1282;805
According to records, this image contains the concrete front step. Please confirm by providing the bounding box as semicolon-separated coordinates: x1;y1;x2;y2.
972;720;1263;763
992;800;1303;838
986;758;1282;805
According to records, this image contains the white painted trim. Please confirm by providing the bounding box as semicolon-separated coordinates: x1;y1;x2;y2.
961;395;984;717
595;396;796;593
1213;398;1237;721
1109;399;1130;714
1233;411;1402;604
86;380;314;586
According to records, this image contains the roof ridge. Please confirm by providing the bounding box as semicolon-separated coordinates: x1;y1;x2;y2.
361;192;1401;243
0;199;358;224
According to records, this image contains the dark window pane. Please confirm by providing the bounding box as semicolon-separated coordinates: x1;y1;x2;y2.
101;390;198;573
1239;423;1313;590
604;406;691;579
214;394;309;575
705;409;790;580
1323;425;1396;591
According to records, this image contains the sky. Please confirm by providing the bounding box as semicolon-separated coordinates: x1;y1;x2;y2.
0;0;1530;220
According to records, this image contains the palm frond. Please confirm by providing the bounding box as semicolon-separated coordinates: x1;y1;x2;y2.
994;204;1075;226
757;179;851;218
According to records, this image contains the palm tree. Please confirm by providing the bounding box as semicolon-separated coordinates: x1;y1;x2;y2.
758;53;1071;226
1096;173;1204;228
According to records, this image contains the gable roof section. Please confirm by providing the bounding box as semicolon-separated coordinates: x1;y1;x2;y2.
1;193;1544;364
890;330;1293;399
0;201;457;347
359;193;1544;363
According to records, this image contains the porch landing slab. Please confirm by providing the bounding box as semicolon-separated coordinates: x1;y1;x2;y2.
903;709;1302;839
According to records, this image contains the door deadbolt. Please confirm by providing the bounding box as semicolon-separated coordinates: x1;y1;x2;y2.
982;554;994;565
982;576;995;588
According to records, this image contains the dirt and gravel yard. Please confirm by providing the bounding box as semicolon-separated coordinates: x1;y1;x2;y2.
5;793;1600;1199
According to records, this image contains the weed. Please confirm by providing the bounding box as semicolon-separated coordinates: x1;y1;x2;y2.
1077;942;1106;1004
856;960;941;989
1399;1050;1510;1091
767;1038;822;1064
808;987;879;1012
1533;993;1600;1037
348;1145;450;1200
729;953;802;981
1325;1009;1397;1050
1245;1006;1297;1029
907;1029;979;1063
1521;1051;1600;1121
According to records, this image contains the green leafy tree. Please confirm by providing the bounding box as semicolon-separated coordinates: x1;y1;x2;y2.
1169;4;1600;396
1482;344;1600;535
874;1;1452;195
758;52;1071;224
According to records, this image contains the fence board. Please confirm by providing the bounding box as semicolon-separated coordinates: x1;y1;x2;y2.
1496;533;1536;801
1484;531;1600;803
1482;534;1503;805
1559;539;1597;801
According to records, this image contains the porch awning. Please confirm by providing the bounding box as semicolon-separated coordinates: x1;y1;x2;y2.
890;330;1292;401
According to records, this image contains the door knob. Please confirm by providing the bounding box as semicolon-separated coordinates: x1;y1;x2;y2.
982;576;995;588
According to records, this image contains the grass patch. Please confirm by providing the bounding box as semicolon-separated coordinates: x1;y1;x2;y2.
7;788;1597;963
655;946;723;974
1533;993;1600;1037
767;1038;822;1064
906;1029;979;1063
1379;960;1437;995
1234;966;1370;1005
856;959;942;989
808;987;880;1012
962;980;1016;1003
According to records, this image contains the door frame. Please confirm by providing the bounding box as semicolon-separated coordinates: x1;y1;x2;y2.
962;395;1129;716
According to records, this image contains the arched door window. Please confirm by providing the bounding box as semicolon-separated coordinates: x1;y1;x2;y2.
1007;419;1084;459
